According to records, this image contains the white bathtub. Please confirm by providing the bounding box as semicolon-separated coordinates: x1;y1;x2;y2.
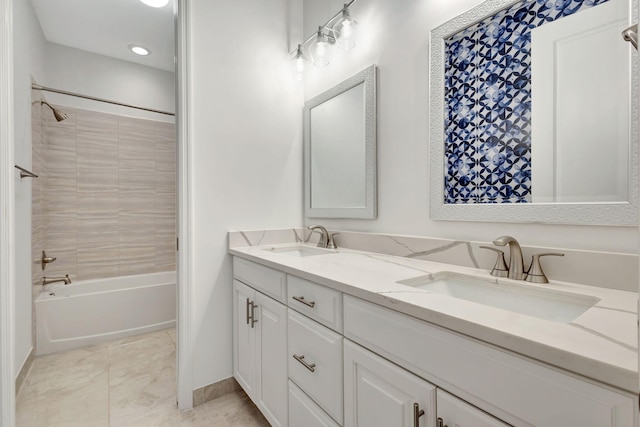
35;271;176;355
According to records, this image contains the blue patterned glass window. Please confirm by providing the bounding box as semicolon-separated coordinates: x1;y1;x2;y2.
444;0;610;204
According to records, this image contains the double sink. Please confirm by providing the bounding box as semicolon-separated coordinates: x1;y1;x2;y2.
261;245;600;324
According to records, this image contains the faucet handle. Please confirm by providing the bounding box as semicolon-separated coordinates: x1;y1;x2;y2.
480;246;509;277
328;233;340;250
526;253;565;284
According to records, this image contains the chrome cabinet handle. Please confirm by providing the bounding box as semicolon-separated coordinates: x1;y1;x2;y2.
245;298;251;325
250;302;258;328
292;354;316;372
413;403;425;427
292;295;316;308
436;417;448;427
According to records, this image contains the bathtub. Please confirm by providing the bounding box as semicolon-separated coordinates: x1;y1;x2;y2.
35;271;176;355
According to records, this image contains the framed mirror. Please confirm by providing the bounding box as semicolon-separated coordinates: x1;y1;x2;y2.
430;0;638;225
304;64;377;219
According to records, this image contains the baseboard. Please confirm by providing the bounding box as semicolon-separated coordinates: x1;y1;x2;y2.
192;377;241;407
15;347;34;398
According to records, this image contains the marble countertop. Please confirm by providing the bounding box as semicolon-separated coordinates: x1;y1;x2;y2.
229;243;638;393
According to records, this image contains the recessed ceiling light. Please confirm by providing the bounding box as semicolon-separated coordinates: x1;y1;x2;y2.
139;0;169;7
128;44;151;56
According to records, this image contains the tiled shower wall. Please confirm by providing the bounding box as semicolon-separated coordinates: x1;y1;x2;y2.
31;101;176;287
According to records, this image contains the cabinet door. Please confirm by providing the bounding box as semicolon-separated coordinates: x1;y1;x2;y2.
436;390;510;427
255;291;288;427
233;280;256;398
344;340;436;427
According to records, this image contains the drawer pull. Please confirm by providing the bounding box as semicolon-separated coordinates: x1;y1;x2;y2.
293;354;316;372
414;403;425;427
250;301;258;328
292;295;316;308
436;417;448;427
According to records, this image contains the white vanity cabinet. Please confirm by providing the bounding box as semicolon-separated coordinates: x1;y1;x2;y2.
344;340;436;427
233;278;288;427
343;295;635;427
436;390;510;427
232;256;636;427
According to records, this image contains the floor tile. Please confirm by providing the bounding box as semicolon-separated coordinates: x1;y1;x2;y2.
203;392;271;427
16;328;269;426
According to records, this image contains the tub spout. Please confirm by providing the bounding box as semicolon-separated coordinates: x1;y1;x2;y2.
42;275;71;286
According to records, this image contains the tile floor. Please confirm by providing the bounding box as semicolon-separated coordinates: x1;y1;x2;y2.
16;328;270;426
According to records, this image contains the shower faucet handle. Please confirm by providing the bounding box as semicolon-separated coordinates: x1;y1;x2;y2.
41;250;57;271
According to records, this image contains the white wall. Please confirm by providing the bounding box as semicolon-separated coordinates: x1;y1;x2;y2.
12;0;46;378
302;0;638;255
43;43;175;123
188;0;303;388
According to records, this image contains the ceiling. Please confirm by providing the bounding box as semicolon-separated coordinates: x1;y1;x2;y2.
30;0;175;72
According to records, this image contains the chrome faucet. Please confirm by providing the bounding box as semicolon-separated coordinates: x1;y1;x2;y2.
307;225;337;249
492;236;526;280
42;275;71;286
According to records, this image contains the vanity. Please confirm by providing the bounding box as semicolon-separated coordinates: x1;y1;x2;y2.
230;239;638;427
230;0;640;425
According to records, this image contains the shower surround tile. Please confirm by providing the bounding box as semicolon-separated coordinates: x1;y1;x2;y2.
32;105;176;285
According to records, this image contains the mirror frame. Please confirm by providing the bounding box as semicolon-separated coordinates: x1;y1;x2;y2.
304;64;377;219
429;0;639;226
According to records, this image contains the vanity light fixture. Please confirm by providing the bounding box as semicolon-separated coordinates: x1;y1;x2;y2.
309;27;332;67
291;44;308;81
128;44;150;56
139;0;169;8
333;5;359;50
289;0;360;77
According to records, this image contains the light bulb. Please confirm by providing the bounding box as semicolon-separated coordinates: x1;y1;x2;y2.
333;5;359;50
291;44;307;81
309;27;332;67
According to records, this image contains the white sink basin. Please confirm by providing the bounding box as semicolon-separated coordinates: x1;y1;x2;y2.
397;272;600;323
261;246;334;257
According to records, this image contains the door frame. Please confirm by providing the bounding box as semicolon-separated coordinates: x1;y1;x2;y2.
0;0;195;422
0;0;16;424
175;0;194;410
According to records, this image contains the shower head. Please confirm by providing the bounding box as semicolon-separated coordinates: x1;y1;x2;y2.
40;101;68;122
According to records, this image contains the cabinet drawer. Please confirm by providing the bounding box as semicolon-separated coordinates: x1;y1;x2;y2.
288;275;343;332
233;257;287;303
288;309;343;424
343;295;636;427
289;380;341;427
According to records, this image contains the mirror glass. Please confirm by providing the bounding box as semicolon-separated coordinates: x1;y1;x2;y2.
430;0;638;225
310;82;366;209
304;64;377;219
